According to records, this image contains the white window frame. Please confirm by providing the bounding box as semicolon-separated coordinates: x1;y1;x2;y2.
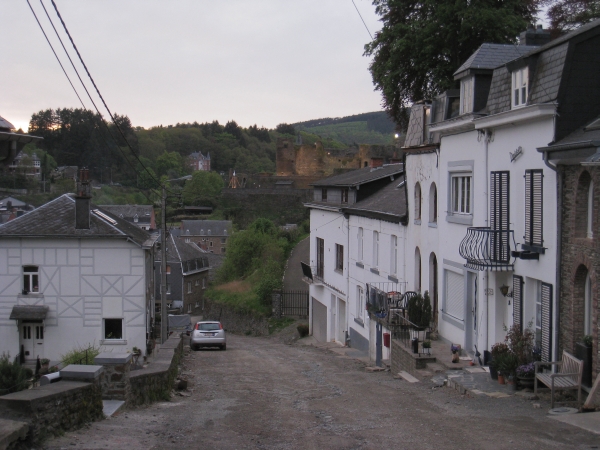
390;235;398;276
187;282;192;294
103;318;124;341
23;266;39;293
356;285;364;320
447;161;474;225
373;231;379;268
451;175;472;215
460;76;474;114
511;66;528;108
357;227;364;262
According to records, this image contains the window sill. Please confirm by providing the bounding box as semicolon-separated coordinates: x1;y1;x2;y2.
355;262;364;268
334;269;343;275
414;219;421;225
353;317;364;327
370;268;379;275
428;222;438;228
446;214;473;226
18;293;44;299
100;339;127;345
521;243;546;255
388;275;398;282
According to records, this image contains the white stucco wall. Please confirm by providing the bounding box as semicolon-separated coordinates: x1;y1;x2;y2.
0;238;152;363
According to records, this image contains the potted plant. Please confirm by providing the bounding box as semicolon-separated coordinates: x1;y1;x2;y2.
422;340;431;355
132;346;142;356
489;342;509;381
575;335;593;386
504;322;535;366
516;362;535;388
407;291;432;330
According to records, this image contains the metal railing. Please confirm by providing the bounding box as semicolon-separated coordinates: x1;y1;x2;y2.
459;227;516;271
387;314;431;356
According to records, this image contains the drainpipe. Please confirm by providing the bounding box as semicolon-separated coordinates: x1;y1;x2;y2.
345;211;350;347
542;149;560;363
482;129;491;352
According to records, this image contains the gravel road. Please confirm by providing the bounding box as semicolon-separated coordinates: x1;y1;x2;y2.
44;328;599;450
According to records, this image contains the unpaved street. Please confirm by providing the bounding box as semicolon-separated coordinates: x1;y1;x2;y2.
45;332;598;450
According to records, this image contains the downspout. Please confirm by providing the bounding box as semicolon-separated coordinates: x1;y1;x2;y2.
482;129;491;352
345;211;351;347
542;149;560;363
402;153;409;285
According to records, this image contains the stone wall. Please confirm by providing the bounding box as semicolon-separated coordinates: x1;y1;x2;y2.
129;335;183;407
0;381;103;445
390;338;435;377
202;298;269;336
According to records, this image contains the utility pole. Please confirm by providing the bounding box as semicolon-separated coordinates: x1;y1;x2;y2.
161;183;168;344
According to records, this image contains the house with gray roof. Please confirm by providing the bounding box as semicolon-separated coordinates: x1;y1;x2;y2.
100;204;156;231
180;220;232;254
0;170;158;364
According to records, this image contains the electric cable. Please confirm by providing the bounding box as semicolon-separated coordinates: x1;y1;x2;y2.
352;0;373;40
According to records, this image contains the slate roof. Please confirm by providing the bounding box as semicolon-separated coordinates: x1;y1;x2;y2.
10;305;49;320
0;197;27;208
342;177;407;223
100;204;154;226
0;193;155;247
454;43;537;78
180;220;232;236
0;115;15;131
311;164;404;187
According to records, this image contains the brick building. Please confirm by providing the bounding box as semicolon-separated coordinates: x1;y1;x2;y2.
180;220;232;254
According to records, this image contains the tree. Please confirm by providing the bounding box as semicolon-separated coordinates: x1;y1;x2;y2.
545;0;600;32
364;0;541;128
275;123;296;135
155;151;183;178
182;170;224;205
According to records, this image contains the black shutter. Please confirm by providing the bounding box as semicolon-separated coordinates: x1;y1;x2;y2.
490;171;510;262
512;275;523;332
525;170;543;247
541;282;553;363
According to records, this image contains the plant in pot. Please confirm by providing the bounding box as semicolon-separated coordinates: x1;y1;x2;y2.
422;340;432;355
576;334;593;386
500;352;519;390
407;291;432;344
504;322;535;366
489;342;509;381
516;362;535;389
132;346;142;355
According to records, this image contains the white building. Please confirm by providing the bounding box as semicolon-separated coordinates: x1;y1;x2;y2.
0;175;157;364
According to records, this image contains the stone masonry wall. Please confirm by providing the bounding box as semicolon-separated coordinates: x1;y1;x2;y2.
390;338;434;377
202;298;269;336
0;381;103;445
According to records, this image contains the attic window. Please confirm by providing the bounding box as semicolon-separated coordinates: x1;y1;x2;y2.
133;214;139;223
460;76;474;114
92;209;117;225
512;67;528;108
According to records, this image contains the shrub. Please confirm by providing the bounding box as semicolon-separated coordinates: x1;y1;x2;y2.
504;321;535;365
61;342;101;366
0;353;32;394
407;291;432;329
297;324;309;338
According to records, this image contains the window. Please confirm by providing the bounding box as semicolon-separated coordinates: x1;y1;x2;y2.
390;235;398;275
322;188;328;202
524;169;543;248
356;286;364;320
373;231;379;268
195;301;200;308
195;280;199;286
187;282;192;293
341;188;349;204
221;237;227;244
414;182;422;221
460;76;474;114
185;238;191;243
357;227;364;262
512;67;528;108
443;269;464;320
104;319;123;340
585;273;592;336
209;241;213;247
166;265;171;274
429;183;437;224
576;172;593;238
222;247;226;254
415;247;421;292
335;244;344;272
166;283;171;294
202;278;206;289
187;303;192;313
588;182;594;239
23;266;39;293
133;214;139;223
316;237;324;278
452;175;472;215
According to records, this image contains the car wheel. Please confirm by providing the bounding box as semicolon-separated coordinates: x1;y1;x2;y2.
221;344;226;351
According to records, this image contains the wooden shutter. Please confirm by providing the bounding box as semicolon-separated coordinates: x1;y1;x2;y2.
512;275;523;332
490;171;510;262
316;238;324;278
525;170;543;247
541;282;553;363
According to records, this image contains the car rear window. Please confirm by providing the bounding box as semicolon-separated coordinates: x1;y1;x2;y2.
198;323;220;331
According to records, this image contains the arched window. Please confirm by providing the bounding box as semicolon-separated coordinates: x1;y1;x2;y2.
585;272;592;336
588;181;594;238
429;252;438;322
415;247;421;292
575;171;592;238
429;183;437;224
414;182;422;221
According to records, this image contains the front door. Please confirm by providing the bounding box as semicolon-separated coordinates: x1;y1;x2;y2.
465;272;478;353
20;322;44;361
337;298;346;344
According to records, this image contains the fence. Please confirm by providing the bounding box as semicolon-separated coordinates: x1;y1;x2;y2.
272;290;309;318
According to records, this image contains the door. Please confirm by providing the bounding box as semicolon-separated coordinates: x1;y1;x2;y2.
311;297;327;343
20;322;44;361
465;272;478;352
337;298;346;344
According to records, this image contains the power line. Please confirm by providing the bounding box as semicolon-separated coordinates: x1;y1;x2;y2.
352;0;373;40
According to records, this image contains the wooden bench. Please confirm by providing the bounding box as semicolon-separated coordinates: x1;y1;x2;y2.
534;350;584;409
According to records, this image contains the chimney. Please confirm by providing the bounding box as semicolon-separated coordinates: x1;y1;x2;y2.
6;201;12;210
75;168;91;230
520;24;551;47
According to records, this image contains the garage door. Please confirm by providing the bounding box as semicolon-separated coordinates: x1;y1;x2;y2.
312;297;327;343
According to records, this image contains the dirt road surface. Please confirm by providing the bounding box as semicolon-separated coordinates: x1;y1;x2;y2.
45;330;599;450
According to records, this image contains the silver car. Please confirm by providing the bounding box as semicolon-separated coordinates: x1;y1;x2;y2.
190;321;226;350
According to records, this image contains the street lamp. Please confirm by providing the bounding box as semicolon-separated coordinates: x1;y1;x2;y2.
160;175;192;344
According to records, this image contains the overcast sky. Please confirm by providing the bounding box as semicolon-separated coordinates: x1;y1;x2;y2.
2;0;385;131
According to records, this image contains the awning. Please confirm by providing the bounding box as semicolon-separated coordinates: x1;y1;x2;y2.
10;305;49;320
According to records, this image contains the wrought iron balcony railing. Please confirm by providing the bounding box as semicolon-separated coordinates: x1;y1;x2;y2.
458;227;516;271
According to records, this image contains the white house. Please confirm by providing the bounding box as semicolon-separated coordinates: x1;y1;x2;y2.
0;172;157;364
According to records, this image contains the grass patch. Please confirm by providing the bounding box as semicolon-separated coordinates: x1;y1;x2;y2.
206;286;270;315
268;317;295;334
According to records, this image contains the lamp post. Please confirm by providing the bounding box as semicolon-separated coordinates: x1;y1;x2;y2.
160;175;192;344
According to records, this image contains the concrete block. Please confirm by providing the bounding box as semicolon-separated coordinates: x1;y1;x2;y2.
94;353;132;365
61;365;104;380
0;418;28;450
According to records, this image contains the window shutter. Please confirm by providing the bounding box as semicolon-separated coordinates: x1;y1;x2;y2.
490;171;510;261
445;270;464;320
541;282;553;363
525;170;543;247
512;275;523;332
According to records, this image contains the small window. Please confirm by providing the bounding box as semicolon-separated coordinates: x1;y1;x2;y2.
222;247;226;253
187;303;192;313
357;227;364;262
133;214;139;223
195;280;199;286
202;278;206;289
414;182;422;221
186;238;191;243
390;235;398;275
166;283;171;294
322;188;328;202
166;265;171;274
221;237;227;244
356;285;364;320
588;181;594;238
429;183;437;224
209;241;213;247
335;244;344;272
415;247;421;292
373;231;379;268
208;229;212;235
104;319;123;340
23;266;39;293
460;76;474;114
341;188;349;204
187;282;192;293
451;175;472;215
512;67;528;108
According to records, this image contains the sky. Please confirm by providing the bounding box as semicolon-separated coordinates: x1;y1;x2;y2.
2;0;385;132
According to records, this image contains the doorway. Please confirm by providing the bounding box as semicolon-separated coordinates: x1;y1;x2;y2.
20;322;44;361
337;298;346;344
464;272;478;353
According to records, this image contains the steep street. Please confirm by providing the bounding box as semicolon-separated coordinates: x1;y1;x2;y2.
45;331;598;450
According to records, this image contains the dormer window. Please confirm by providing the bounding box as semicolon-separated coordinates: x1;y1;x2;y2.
133;214;138;223
460;77;474;114
512;67;528;108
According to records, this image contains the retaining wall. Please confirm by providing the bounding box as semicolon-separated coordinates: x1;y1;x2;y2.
391;338;435;377
202;299;269;336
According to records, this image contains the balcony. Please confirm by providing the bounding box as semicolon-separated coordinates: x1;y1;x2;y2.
459;227;516;271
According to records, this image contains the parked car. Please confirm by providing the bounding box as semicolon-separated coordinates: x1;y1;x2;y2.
190;321;226;350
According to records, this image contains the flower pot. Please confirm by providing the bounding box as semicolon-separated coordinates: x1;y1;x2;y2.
575;342;593;387
489;365;498;380
517;376;534;389
497;374;505;385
